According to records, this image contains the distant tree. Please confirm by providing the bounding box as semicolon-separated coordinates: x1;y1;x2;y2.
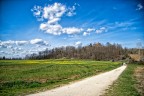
3;56;5;60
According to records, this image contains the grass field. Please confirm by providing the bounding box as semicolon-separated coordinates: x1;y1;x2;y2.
0;59;121;96
104;64;144;96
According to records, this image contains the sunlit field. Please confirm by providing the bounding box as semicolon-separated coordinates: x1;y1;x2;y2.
0;59;121;95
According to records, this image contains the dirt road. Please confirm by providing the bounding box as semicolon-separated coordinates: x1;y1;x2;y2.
27;65;127;96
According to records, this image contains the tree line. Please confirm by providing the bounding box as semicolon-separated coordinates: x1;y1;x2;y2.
0;56;23;60
25;42;142;61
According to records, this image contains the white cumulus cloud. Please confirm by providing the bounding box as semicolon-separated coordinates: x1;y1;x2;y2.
43;3;66;19
30;39;49;46
40;23;62;35
40;23;48;30
32;3;106;36
32;2;82;35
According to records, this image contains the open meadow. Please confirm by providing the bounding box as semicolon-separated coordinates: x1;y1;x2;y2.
0;59;121;96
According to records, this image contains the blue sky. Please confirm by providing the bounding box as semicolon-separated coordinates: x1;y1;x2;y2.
0;0;144;58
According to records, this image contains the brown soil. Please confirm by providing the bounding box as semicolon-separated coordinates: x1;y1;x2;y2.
135;67;144;96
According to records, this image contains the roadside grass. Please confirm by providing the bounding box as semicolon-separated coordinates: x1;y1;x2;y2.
0;59;121;96
104;64;144;96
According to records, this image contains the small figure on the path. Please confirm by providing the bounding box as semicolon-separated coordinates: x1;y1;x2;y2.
123;62;126;66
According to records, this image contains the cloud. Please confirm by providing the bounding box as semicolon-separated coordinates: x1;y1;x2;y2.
48;18;60;24
13;47;23;51
136;4;143;10
0;39;49;58
82;28;95;36
87;28;95;32
32;2;82;35
30;39;49;46
39;23;48;30
83;32;90;36
15;41;28;46
0;39;49;48
40;23;83;35
0;40;28;48
96;27;107;34
43;3;66;19
62;27;83;34
32;2;67;24
66;6;76;16
40;23;62;35
0;40;15;46
0;40;15;48
31;5;43;21
32;3;111;36
75;41;82;47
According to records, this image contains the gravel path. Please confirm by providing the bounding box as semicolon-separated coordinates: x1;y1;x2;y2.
27;65;127;96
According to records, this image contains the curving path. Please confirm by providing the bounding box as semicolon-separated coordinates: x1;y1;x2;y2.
27;65;127;96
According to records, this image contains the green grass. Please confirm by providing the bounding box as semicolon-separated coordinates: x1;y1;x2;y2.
104;64;143;96
0;59;121;96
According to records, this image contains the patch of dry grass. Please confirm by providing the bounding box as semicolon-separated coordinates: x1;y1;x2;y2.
135;67;144;96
